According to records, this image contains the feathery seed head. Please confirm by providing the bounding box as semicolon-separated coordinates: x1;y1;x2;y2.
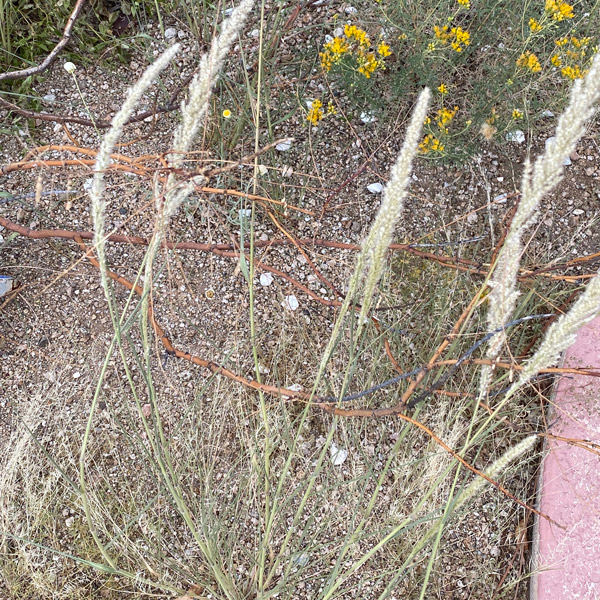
90;43;180;292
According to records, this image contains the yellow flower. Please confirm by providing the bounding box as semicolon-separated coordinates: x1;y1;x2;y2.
457;0;470;7
377;41;391;57
306;99;324;125
545;0;574;21
419;134;445;154
434;25;470;52
436;105;458;128
434;25;451;41
438;83;448;94
222;109;231;118
516;51;542;73
561;65;585;79
551;54;562;66
427;42;436;51
357;53;379;78
451;27;470;52
512;109;523;119
327;100;337;115
398;33;408;41
344;24;370;47
329;36;349;55
529;18;542;32
319;35;350;71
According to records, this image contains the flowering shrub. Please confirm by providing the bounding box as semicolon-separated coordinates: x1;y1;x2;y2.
318;24;391;79
311;0;599;159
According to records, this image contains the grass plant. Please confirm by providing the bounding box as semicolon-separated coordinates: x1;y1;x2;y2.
2;1;600;599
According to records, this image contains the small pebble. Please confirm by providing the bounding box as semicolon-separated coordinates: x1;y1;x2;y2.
367;182;383;194
164;27;177;40
283;295;299;310
506;130;525;144
260;273;274;286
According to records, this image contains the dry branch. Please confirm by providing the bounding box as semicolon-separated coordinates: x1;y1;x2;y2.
0;0;88;83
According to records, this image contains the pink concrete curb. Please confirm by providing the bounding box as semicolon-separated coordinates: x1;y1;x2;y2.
531;315;600;600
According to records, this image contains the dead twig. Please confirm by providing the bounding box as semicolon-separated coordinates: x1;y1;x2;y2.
0;0;87;83
1;61;198;129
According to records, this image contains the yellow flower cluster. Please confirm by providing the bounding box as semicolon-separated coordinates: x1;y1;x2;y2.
319;36;350;71
319;24;391;79
345;24;370;46
433;25;471;53
419;134;444;153
529;18;542;32
306;99;324;125
435;105;459;132
306;99;337;125
561;65;585;79
551;35;594;80
545;0;574;21
457;0;470;7
512;109;523;119
516;51;542;73
419;103;459;153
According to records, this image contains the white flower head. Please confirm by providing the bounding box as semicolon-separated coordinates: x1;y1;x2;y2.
63;62;76;74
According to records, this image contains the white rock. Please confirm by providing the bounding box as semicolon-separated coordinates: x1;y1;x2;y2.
224;7;233;15
545;136;571;166
333;27;343;37
330;442;348;466
360;111;376;124
260;273;274;286
250;29;259;38
65;517;75;528
542;109;554;117
276;139;292;151
573;208;585;216
283;295;299;310
282;165;293;177
345;6;357;14
42;93;56;104
72;371;81;379
164;27;177;40
494;193;508;204
367;182;383;194
506;130;525;144
324;34;333;44
238;208;252;219
0;276;13;298
258;164;268;175
83;178;93;191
